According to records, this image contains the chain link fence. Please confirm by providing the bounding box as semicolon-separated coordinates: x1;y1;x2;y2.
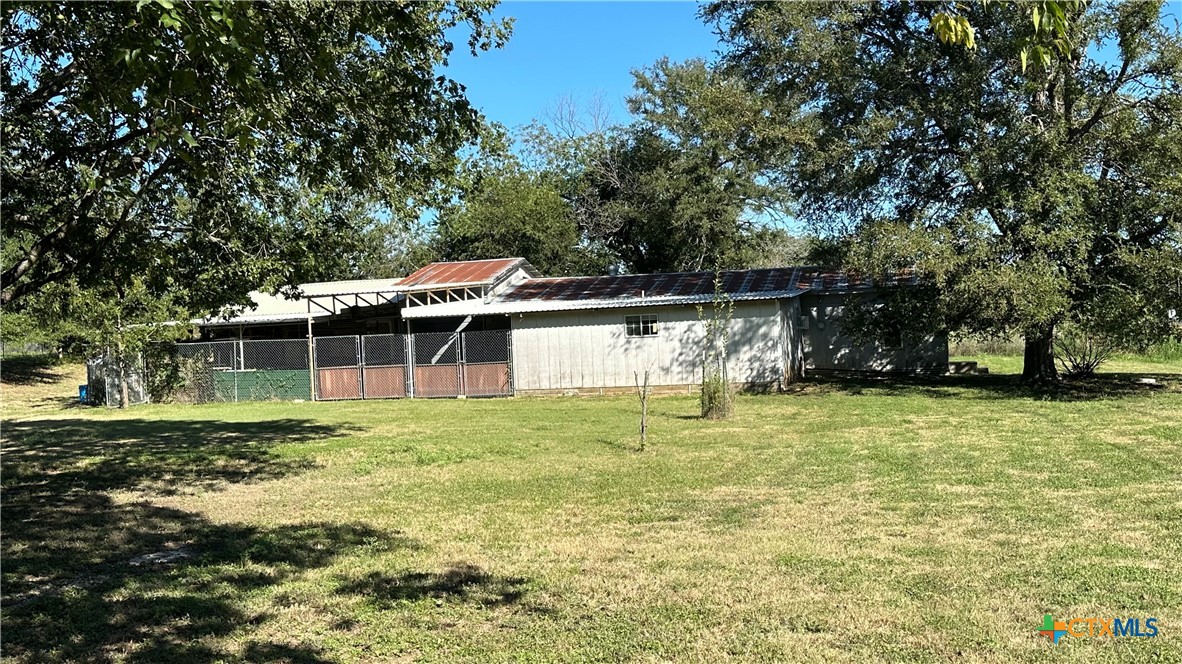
139;329;510;405
315;335;361;400
460;329;512;397
86;352;149;407
147;339;311;403
1;341;54;356
361;334;408;398
411;332;462;398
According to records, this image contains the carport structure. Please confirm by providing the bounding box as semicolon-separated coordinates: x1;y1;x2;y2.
300;258;534;400
173;256;947;404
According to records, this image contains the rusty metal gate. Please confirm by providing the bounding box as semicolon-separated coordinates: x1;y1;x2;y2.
314;335;361;400
312;330;510;400
361;333;408;398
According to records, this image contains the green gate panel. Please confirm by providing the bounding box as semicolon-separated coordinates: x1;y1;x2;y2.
212;370;312;401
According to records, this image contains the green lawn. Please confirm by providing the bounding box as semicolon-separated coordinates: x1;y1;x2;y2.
952;351;1182;378
2;355;1180;662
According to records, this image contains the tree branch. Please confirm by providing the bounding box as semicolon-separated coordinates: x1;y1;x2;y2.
1;155;178;306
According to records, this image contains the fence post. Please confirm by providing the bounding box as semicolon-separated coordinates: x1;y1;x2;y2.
407;324;415;398
142;353;150;405
357;335;365;399
236;337;243;401
307;316;316;401
506;329;513;396
458;332;466;397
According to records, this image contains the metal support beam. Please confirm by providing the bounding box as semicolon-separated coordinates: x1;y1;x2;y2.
307;315;316;401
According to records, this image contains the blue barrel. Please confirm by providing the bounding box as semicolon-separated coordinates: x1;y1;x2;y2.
79;385;88;403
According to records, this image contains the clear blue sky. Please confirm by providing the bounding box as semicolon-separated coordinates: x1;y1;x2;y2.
444;1;719;130
444;2;1180;131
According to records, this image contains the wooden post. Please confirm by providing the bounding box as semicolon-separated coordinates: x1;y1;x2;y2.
635;370;650;451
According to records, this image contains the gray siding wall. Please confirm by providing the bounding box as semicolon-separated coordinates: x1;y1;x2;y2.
510;300;786;391
780;297;804;382
799;293;949;373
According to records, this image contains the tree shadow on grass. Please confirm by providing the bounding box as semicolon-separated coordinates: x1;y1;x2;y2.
788;372;1180;402
0;354;64;385
336;564;529;610
2;418;349;495
3;502;415;662
1;416;397;662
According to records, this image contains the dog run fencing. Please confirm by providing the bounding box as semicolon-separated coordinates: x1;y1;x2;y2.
315;329;512;400
152;330;511;404
164;339;312;403
86;352;149;407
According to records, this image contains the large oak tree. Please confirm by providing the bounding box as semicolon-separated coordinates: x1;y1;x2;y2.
2;0;509;312
705;0;1182;382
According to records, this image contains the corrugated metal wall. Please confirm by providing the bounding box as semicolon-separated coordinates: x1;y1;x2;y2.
780;297;804;382
510;300;787;391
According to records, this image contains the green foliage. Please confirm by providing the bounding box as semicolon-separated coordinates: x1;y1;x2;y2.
353;220;441;281
931;11;977;50
501;60;799;275
435;129;610;275
705;1;1182;380
19;279;193;358
21;277;198;406
930;1;1088;73
141;341;217;403
1142;338;1182;363
0;311;55;350
949;334;1025;357
438;167;603;275
3;0;510;310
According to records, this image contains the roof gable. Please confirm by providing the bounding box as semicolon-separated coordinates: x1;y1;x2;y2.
399;258;535;289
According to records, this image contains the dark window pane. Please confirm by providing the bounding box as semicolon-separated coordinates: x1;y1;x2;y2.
625;314;658;337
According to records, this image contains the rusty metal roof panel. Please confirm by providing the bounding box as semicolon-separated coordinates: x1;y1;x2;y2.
399;264;915;319
398;258;533;289
499;266;872;304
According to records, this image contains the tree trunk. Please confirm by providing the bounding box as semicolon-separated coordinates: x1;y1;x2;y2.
635;370;649;451
1022;324;1059;384
118;349;130;409
116;317;129;408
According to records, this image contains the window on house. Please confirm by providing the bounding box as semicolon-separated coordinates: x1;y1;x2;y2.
882;325;903;349
625;314;659;337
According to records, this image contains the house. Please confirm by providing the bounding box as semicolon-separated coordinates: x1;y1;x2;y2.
183;258;948;400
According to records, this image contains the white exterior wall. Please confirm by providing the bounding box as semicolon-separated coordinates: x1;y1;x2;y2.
510;300;786;391
780;297;804;382
800;293;949;373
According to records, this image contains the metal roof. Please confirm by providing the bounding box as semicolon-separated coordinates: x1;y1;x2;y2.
197;311;325;327
398;258;534;290
401;266;917;319
297;278;403;298
400;288;813;319
196;278;403;327
499;266;902;302
194;263;918;324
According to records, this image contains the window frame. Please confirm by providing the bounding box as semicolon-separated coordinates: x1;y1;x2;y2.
624;313;659;338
